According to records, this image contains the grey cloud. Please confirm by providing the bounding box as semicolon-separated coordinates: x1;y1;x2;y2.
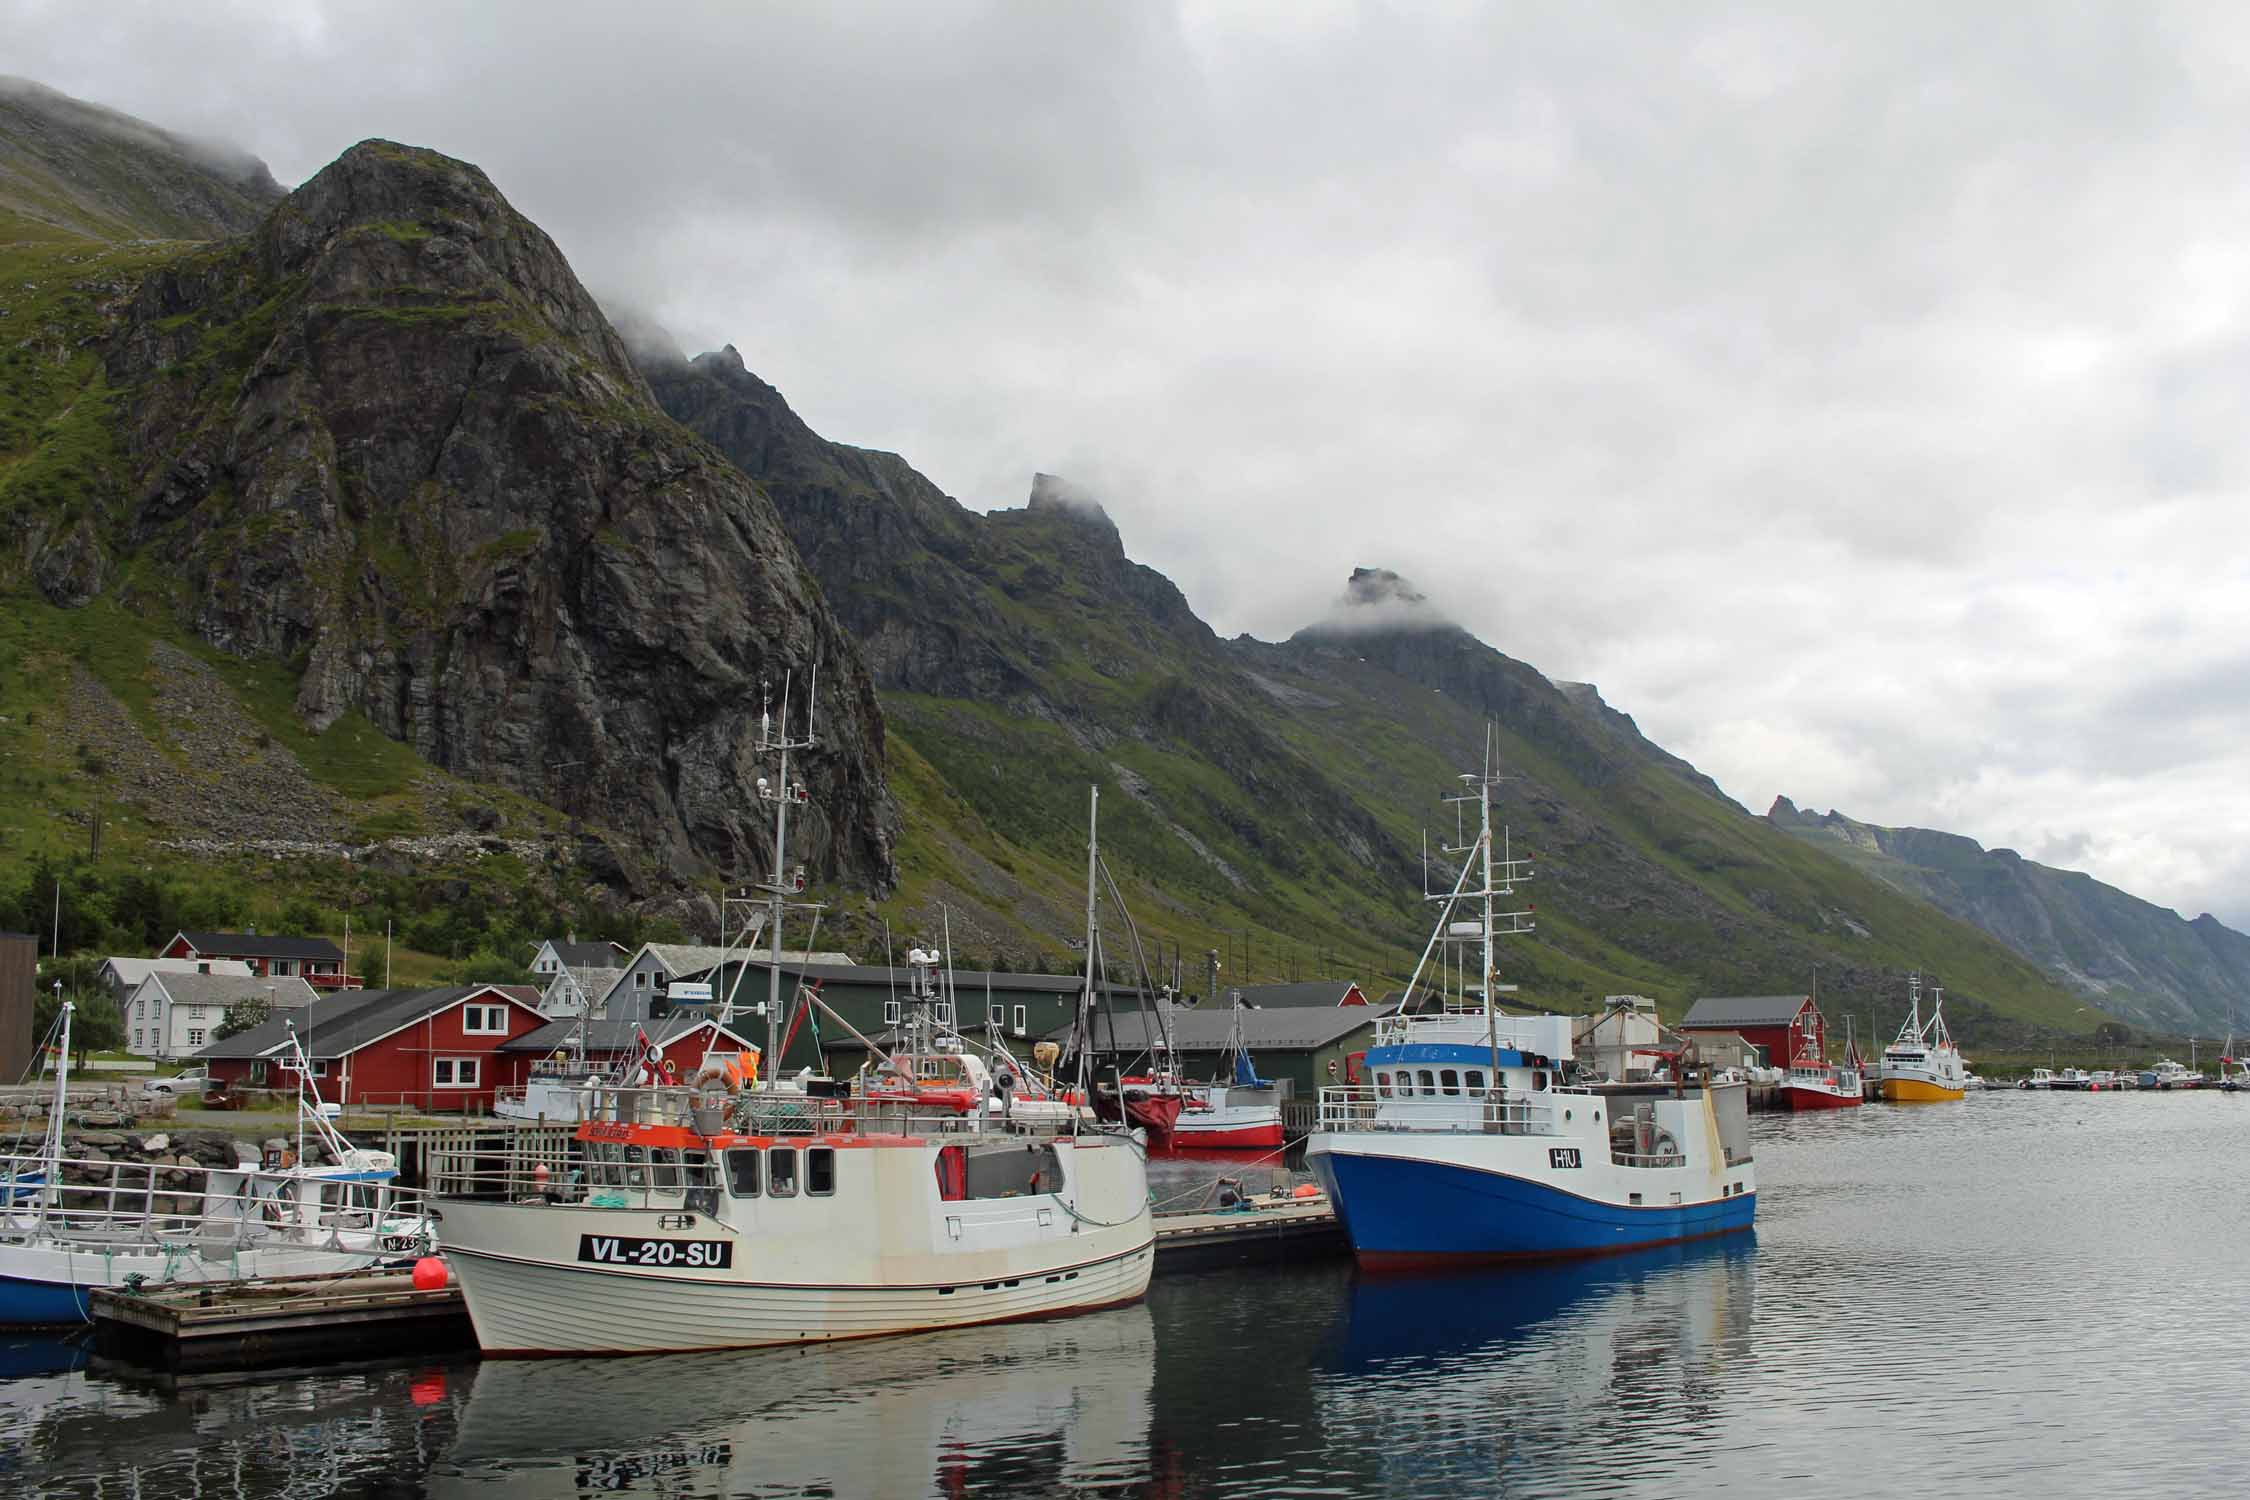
11;0;2250;925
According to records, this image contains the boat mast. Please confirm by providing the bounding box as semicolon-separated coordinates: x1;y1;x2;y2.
1078;786;1102;1106
749;669;818;1090
39;1000;73;1213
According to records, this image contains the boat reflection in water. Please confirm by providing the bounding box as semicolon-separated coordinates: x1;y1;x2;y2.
435;1299;1155;1498
1317;1237;1758;1492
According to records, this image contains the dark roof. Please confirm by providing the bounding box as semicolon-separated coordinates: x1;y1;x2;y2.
548;940;626;968
682;959;1138;999
195;985;536;1061
173;930;345;962
505;1015;753;1056
1679;995;1812;1031
1045;1002;1395;1054
1234;980;1364;1008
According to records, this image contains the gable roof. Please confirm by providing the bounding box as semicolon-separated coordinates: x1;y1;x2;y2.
170;930;345;962
102;956;254;987
144;971;317;1010
503;1015;757;1057
1043;1001;1396;1054
1233;980;1365;1008
541;939;628;968
1679;995;1812;1031
194;984;541;1061
543;965;628;1012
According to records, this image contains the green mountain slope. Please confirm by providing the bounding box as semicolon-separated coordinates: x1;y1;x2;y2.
1769;798;2250;1034
647;350;2099;1041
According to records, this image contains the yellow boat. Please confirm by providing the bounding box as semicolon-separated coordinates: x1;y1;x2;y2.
1875;976;1967;1102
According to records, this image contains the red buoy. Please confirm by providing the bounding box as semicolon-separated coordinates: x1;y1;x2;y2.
412;1256;450;1291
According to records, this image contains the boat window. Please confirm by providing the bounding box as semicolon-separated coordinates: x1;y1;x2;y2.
768;1146;798;1198
725;1148;761;1198
1374;1071;1392;1097
680;1150;716;1189
1532;1070;1547;1091
1465;1070;1485;1092
807;1147;836;1196
1417;1069;1436;1095
621;1145;648;1190
650;1147;681;1192
962;1143;1063;1199
1440;1069;1460;1096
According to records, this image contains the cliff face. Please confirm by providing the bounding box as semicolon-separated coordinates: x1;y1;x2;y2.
30;140;896;890
1767;798;2250;1033
0;76;284;241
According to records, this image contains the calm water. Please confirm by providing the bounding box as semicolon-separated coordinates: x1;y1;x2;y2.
6;1091;2247;1498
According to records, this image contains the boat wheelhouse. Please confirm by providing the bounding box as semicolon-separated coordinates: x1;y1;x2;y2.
1306;754;1755;1265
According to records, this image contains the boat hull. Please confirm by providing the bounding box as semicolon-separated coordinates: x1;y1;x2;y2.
1165;1120;1285;1150
1880;1077;1966;1102
1779;1082;1862;1111
1304;1145;1754;1265
443;1218;1154;1356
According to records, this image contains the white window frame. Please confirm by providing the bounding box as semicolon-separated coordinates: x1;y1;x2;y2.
186;1029;205;1047
1012;1004;1028;1035
636;971;651;990
271;959;296;976
988;1004;1005;1026
434;1057;481;1088
883;1000;902;1025
288;1058;328;1078
189;1005;205;1021
462;1003;509;1035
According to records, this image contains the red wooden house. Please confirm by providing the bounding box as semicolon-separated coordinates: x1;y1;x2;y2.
1678;993;1826;1067
502;1016;759;1078
162;929;363;991
195;984;547;1111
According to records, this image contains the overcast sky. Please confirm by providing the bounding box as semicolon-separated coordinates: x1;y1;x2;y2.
14;1;2250;927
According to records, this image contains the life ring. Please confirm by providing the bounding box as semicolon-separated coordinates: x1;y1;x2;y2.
691;1062;731;1092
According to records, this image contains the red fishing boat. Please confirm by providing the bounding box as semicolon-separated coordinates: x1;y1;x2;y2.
1778;1014;1863;1110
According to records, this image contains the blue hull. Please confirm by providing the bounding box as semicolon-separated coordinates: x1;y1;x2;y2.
1310;1148;1755;1265
0;1273;93;1327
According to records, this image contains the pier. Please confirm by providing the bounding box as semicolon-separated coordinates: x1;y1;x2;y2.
87;1195;1344;1370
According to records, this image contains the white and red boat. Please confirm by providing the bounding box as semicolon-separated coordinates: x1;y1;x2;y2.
1171;1000;1284;1150
1775;1003;1862;1110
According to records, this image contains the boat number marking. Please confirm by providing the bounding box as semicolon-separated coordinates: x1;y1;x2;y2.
577;1234;732;1269
1548;1148;1582;1169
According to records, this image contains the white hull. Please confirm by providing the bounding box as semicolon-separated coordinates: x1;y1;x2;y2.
437;1133;1153;1355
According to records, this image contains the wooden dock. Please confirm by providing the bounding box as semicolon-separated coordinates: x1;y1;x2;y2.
88;1196;1344;1369
91;1270;476;1372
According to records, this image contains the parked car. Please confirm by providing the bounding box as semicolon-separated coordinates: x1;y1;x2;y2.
140;1070;211;1099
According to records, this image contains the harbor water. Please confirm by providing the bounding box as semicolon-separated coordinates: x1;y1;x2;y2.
5;1089;2248;1497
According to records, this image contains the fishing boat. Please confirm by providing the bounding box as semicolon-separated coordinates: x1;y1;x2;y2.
1777;1013;1862;1110
1;1006;430;1325
2019;1067;2056;1090
1173;998;1285;1150
430;690;1153;1356
1875;976;1967;1102
2143;1057;2204;1090
1306;753;1756;1264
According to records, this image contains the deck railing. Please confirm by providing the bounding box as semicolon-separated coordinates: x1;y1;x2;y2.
0;1153;431;1256
1315;1086;1566;1137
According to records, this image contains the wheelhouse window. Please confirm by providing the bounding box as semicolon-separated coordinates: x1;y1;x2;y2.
1374;1071;1391;1097
651;1147;681;1192
807;1147;836;1196
725;1148;762;1198
1440;1069;1460;1095
1418;1069;1436;1095
1466;1069;1485;1092
768;1147;798;1198
433;1057;481;1088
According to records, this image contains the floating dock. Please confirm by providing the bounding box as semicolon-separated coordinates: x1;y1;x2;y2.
89;1197;1343;1370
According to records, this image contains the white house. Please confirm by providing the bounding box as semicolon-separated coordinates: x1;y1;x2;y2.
125;971;318;1061
528;937;630;978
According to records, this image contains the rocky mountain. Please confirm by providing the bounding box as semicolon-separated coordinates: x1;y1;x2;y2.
646;338;2095;1038
0;76;283;241
1768;799;2250;1034
4;104;896;899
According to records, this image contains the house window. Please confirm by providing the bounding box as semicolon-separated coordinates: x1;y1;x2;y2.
463;1004;508;1034
271;959;296;976
190;1006;205;1021
186;1029;205;1047
883;1000;902;1025
249;1061;268;1085
434;1058;482;1088
133;1028;143;1048
636;971;650;990
988;1004;1005;1025
1012;1004;1028;1034
291;1059;328;1078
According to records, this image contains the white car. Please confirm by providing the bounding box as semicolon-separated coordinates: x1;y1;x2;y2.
140;1070;211;1098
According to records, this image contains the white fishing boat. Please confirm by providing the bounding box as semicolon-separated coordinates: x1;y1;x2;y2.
1;1006;431;1325
1875;976;1967;1102
2019;1067;2055;1090
432;689;1153;1355
1306;751;1755;1264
